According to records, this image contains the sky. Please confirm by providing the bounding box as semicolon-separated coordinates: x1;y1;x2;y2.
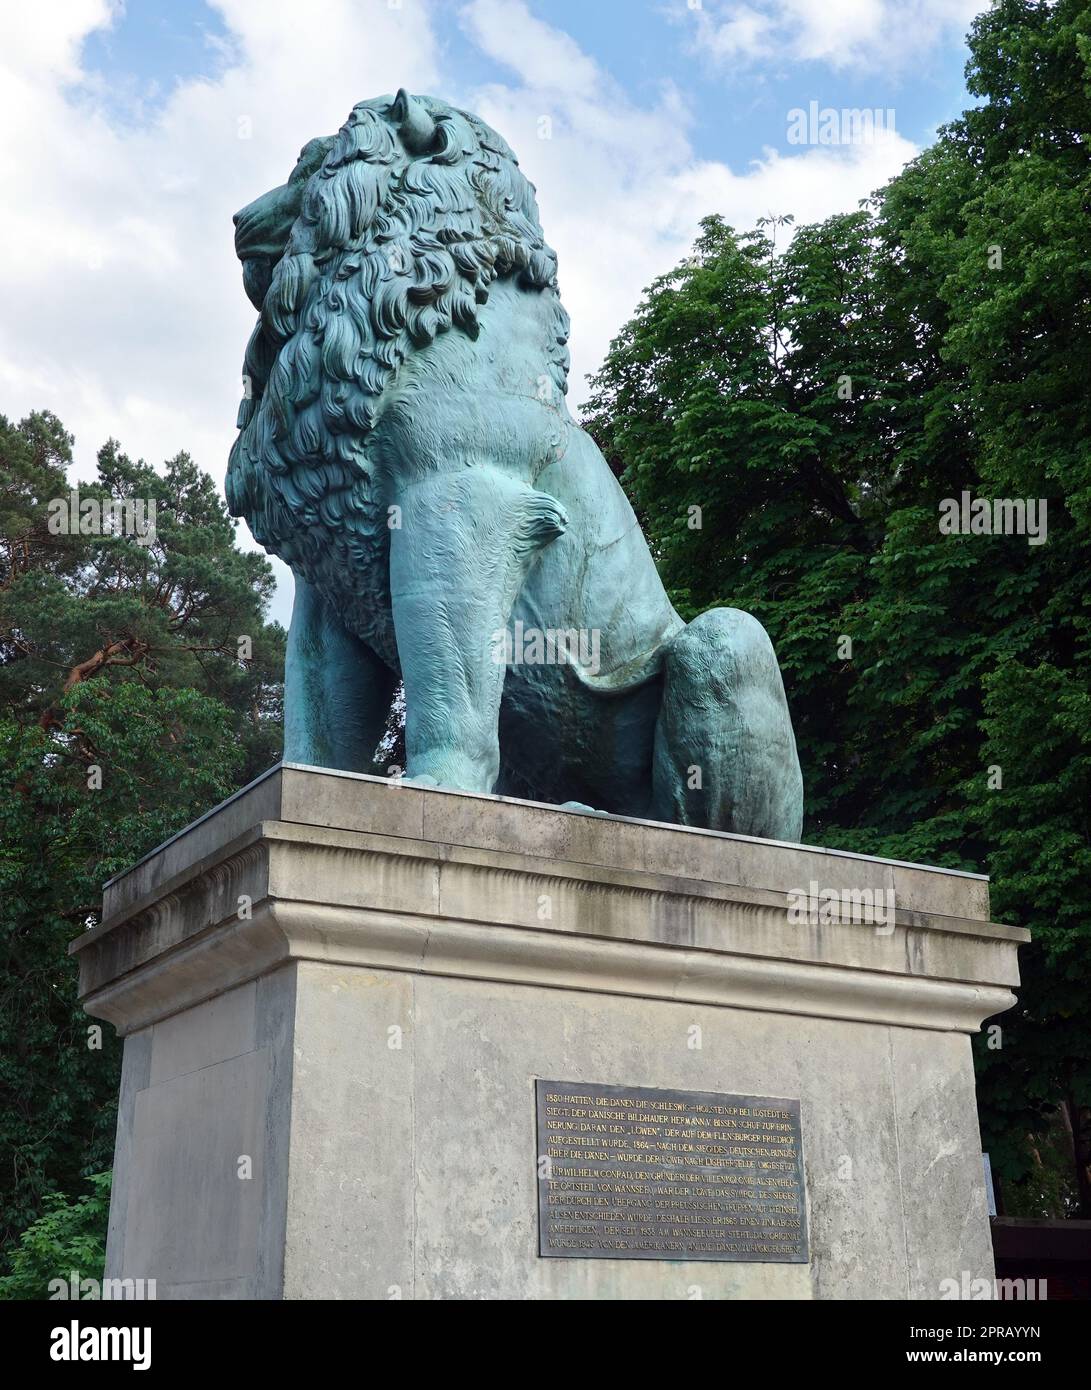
0;0;990;625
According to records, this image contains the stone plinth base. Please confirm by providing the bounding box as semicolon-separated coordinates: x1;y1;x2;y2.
72;764;1026;1300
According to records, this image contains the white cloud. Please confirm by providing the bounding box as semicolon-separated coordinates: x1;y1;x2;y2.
0;0;440;471
682;0;987;73
0;0;441;620
460;0;917;407
702;5;777;63
1;0;117;77
1;0;925;624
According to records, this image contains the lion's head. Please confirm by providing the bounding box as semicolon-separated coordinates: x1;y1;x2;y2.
226;91;570;551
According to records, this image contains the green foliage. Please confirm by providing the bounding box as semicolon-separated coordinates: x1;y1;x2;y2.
0;414;285;782
1000;1110;1081;1219
0;411;285;1263
587;0;1091;1209
0;1172;110;1301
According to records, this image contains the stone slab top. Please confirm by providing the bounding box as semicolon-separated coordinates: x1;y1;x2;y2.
105;762;991;882
83;762;1025;939
71;763;1029;1038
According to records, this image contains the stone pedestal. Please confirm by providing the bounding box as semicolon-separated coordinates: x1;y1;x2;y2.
72;764;1027;1300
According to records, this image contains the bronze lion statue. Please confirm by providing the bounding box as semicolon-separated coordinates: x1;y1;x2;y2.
227;91;803;840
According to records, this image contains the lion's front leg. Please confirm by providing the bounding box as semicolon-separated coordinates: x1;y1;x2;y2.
285;577;397;773
390;468;567;793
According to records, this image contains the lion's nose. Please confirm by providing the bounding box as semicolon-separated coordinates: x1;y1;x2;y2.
232;209;242;226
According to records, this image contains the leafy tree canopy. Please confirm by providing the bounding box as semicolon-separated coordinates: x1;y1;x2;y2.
0;410;285;1255
585;0;1091;1213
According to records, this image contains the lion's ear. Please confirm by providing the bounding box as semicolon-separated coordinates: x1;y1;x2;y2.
391;89;437;154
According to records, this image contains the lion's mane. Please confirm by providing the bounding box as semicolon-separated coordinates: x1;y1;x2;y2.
227;95;571;613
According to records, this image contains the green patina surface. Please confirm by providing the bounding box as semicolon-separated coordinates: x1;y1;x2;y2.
227;91;802;840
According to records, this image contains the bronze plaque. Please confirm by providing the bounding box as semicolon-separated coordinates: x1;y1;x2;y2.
535;1080;807;1262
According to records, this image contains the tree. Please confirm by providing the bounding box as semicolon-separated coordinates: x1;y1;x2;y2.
0;411;285;1257
0;1172;110;1301
1;416;284;782
586;0;1091;1211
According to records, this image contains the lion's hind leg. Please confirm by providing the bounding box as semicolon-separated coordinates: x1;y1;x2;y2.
650;608;803;841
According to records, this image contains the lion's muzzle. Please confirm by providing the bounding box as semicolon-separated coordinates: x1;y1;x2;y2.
232;184;303;308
